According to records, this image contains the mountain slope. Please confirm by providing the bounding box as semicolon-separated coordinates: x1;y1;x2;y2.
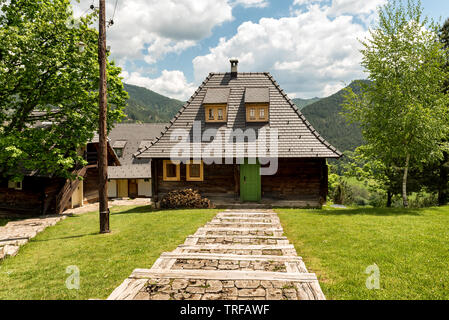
123;83;184;123
302;81;367;152
292;97;321;110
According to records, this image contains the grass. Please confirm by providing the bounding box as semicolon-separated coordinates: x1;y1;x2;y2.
277;206;449;300
0;218;10;227
0;205;218;300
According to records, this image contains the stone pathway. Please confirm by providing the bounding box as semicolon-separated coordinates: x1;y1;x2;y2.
108;210;326;300
0;216;66;260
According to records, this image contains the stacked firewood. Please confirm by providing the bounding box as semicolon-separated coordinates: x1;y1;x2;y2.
160;189;212;209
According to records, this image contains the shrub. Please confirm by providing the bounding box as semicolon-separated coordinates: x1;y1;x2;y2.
160;189;212;209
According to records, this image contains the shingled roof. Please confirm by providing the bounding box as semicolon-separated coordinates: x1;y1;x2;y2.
108;123;168;165
136;72;342;159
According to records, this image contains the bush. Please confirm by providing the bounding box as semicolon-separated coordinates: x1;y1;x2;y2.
160;189;212;209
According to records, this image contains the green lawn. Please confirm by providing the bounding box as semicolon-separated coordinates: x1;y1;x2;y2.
0;218;10;227
0;206;218;300
277;206;449;300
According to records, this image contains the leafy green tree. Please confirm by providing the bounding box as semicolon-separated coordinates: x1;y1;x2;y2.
343;0;449;207
0;0;128;179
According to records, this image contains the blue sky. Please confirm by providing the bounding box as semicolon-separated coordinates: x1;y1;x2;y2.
72;0;449;100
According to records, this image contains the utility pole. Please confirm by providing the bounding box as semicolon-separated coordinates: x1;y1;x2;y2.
98;0;110;234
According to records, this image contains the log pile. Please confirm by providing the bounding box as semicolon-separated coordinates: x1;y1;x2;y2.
160;189;212;209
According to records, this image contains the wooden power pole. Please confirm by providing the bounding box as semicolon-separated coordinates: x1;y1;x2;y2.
98;0;110;234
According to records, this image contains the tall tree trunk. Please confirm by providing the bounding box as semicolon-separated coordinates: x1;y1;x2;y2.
402;154;410;208
387;190;393;208
438;152;449;206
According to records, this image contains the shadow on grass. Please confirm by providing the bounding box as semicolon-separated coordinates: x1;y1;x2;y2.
110;205;156;215
31;232;99;242
316;207;424;216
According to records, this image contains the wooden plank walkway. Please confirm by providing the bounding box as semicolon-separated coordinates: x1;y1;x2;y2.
107;209;326;301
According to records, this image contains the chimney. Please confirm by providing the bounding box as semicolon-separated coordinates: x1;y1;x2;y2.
230;59;238;78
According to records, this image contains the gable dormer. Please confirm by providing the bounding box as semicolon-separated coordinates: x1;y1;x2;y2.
203;88;230;123
245;87;269;123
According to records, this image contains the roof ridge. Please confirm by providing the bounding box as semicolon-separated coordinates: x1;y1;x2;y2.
133;73;215;158
265;73;342;158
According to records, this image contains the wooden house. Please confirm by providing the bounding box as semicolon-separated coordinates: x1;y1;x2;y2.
106;123;167;199
135;60;342;208
0;137;119;216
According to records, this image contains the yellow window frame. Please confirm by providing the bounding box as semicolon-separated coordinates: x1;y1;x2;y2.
163;160;181;181
246;103;269;122
205;104;227;123
186;160;204;182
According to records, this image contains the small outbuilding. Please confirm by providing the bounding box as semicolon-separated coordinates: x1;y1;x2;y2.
106;123;167;199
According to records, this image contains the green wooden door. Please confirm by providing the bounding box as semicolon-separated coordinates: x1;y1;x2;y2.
240;161;261;202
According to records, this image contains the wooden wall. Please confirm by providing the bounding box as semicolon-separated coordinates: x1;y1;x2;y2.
261;158;327;202
153;158;328;204
0;177;65;216
83;168;100;203
153;160;237;201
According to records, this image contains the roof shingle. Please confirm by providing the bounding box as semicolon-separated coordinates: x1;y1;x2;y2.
136;73;342;159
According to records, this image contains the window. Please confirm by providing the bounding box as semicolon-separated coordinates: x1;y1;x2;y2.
208;108;214;120
186;160;204;181
246;103;269;122
114;148;123;158
205;104;227;123
8;180;22;190
163;160;180;181
250;108;256;120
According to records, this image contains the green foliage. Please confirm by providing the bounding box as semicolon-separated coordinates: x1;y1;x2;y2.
343;0;449;207
123;83;184;123
302;81;367;152
440;18;449;50
0;0;128;179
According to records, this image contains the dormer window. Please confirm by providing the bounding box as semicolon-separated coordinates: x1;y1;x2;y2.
113;140;127;158
203;88;230;123
245;88;270;123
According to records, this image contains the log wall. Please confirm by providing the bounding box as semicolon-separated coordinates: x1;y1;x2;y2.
0;177;65;216
153;158;328;204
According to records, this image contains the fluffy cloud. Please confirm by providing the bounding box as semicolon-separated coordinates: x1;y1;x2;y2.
233;0;269;8
71;0;233;63
328;0;387;16
122;70;196;101
193;4;368;97
293;0;387;17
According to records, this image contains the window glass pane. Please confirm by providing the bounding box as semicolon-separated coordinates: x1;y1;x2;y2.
166;163;177;178
208;108;214;120
259;108;265;119
218;108;223;120
250;108;256;120
189;164;201;178
114;148;123;157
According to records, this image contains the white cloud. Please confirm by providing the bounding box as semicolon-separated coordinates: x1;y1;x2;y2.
193;5;367;98
233;0;269;8
122;70;196;101
71;0;233;64
328;0;386;16
292;0;386;17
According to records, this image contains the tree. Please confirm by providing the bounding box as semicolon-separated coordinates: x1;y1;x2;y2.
343;0;449;207
0;0;128;180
